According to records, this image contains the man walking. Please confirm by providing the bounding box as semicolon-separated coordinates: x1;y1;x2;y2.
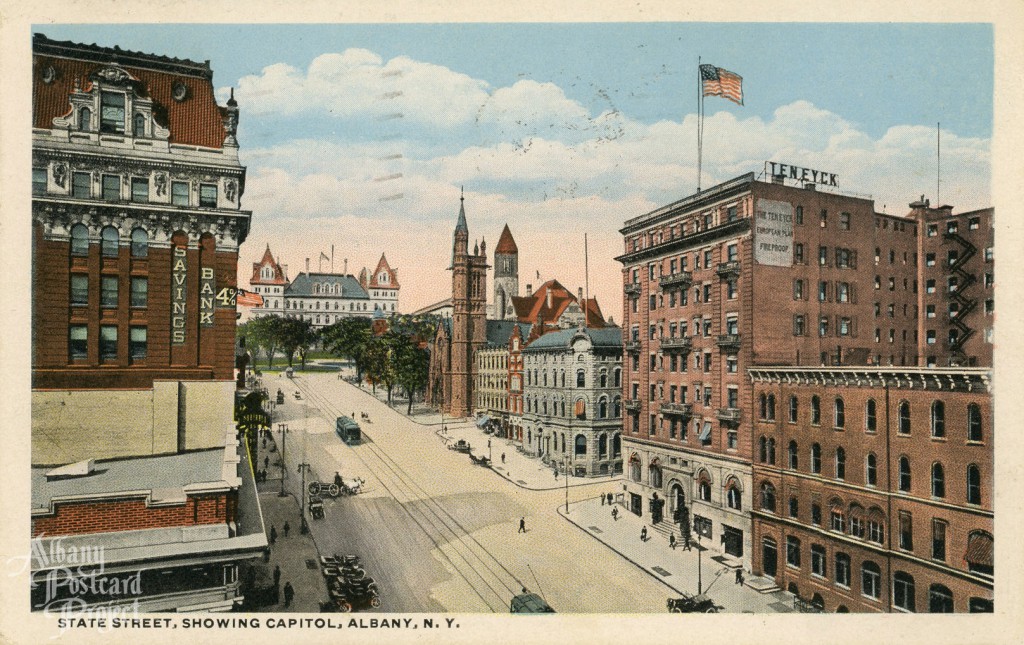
640;526;648;542
501;453;506;464
669;533;676;549
273;565;281;588
735;568;744;586
283;581;295;608
518;517;526;533
269;524;277;545
283;521;290;538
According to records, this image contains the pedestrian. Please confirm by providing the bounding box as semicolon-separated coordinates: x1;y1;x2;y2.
263;547;271;563
553;468;558;481
640;526;647;542
607;493;613;505
269;525;277;545
264;455;269;470
262;436;267;449
501;453;506;464
735;568;744;586
518;517;526;533
669;533;676;549
683;537;691;552
611;507;619;521
273;565;281;587
283;582;294;608
601;494;605;506
335;471;343;487
283;521;290;538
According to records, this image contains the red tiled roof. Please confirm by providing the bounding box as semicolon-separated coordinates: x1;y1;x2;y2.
509;279;606;328
250;245;288;285
368;253;399;289
33;47;227;149
494;224;518;254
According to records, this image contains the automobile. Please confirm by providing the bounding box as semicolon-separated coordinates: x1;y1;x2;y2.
447;439;471;453
510;592;555;614
667;593;721;613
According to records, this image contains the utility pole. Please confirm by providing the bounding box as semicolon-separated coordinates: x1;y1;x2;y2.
278;423;288;497
697;526;703;594
297;462;311;534
563;456;569;513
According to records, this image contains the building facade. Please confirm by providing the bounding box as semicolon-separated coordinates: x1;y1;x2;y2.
616;171;993;572
248;244;288;317
30;33;264;611
522;327;624;477
749;367;993;613
473;321;531;436
492;224;519;320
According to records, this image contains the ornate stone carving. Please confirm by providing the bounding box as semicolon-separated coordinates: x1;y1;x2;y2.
53;163;67;188
172;82;189;102
154;173;167;196
41;65;57;84
225;178;237;203
90;66;133;86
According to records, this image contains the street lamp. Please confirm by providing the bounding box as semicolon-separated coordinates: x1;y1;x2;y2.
278;423;288;497
562;456;569;514
695;514;703;595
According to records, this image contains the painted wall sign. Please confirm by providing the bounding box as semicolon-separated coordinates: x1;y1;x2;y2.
767;161;838;187
754;199;794;267
171;247;187;344
199;266;216;327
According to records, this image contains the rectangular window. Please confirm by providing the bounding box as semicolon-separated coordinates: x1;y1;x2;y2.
726;206;738;222
795;206;804;225
820;209;827;227
811;545;826;577
33;168;48;194
130;277;148;308
726;356;738;373
786;536;801;568
811;503;822;526
819;246;828;266
703;249;713;268
703;319;712;336
100;91;126;133
835;554;850;587
839;317;851;336
100;325;118;360
932;520;946;561
818;281;828;302
130;326;147;360
101;276;119;308
131;177;149;203
899;511;913;551
926;224;937;237
727;243;738;261
72;172;91;198
793;315;805;336
925;253;936;267
794;243;804;264
839;212;850;230
793;279;804;300
70;274;89;306
102;174;121;201
727;280;737;299
199;183;218;207
703;352;712;373
819;316;829;337
727;387;738;408
703;283;711;302
69;325;88;360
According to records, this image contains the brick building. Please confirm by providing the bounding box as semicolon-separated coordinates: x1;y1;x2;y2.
30;34;264;611
748;367;992;613
615;171;993;573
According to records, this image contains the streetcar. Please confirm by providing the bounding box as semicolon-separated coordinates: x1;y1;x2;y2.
335;416;362;445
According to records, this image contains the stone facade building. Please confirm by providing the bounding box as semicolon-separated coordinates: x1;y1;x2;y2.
30;33;264;612
522;327;624;477
749;367;992;613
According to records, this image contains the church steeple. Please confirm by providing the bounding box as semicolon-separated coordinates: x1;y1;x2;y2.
452;187;469;266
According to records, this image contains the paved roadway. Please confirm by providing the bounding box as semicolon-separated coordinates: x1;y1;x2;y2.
269;371;669;613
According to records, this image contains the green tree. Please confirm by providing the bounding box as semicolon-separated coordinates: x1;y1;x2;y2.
238;316;281;368
321;317;373;380
276;317;318;368
392;332;430;414
363;331;399;402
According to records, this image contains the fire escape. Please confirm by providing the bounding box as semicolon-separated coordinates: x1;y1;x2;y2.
944;230;977;363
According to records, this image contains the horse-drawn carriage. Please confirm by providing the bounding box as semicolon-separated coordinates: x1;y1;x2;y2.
667;593;721;613
448;439;471;453
468;453;491;467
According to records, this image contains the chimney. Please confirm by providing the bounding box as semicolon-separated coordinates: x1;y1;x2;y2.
804;183;816;191
305;257;310;273
578;287;584;302
546;288;552;309
526;284;533;296
772;174;785;185
344;258;348;275
282;265;288;281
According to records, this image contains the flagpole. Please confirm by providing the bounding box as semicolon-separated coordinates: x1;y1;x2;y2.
697;56;702;194
937;122;941;205
584;233;589;330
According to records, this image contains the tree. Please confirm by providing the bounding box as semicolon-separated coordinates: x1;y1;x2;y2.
392;332;430;414
363;331;399;402
276;317;318;368
238;316;281;368
321;317;373;380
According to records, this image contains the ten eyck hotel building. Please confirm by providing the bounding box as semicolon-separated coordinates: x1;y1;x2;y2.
616;167;993;612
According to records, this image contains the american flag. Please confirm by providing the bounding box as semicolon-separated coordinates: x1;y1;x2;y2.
700;64;743;106
236;288;264;307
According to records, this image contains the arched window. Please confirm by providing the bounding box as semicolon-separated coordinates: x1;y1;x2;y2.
789;395;798;423
574;398;586;420
767;438;776;465
967;464;981;504
810;443;821;474
861;561;881;599
70;223;89;255
899;456;912;492
649;464;662;488
576;369;585;387
760;482;776;512
629;456;641;482
967;404;982;441
698;470;712;501
929;584;954;613
574;434;587;456
613;397;621;418
599;371;607;388
599;396;608;419
811;396;821;425
931;401;945;438
613;369;621;387
759;436;768;463
835;447;846;480
612;433;621;458
130;228;148;257
788;496;799;518
931;463;945;498
899;401;911;434
865;399;877;432
133;113;146;137
101;226;119;257
834;397;845;428
759;394;767;419
966;531;994;577
598;434;608;458
788;440;799;469
866;453;878;486
726;482;741;510
893;571;916;612
79;107;92;131
767;394;776;420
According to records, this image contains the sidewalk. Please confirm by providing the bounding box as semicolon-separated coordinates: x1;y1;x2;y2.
559;497;798;613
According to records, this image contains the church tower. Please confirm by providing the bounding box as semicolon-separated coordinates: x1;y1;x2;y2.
492;224;519;321
447;190;489;417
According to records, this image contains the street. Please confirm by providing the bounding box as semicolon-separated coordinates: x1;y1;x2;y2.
269;371;669;613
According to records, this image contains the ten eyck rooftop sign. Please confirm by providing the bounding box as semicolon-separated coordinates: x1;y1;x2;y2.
767;161;838;187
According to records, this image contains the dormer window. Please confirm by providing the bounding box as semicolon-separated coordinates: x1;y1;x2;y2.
133;113;146;137
100;91;126;133
79;107;92;131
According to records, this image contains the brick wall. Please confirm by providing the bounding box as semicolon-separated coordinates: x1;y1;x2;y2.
32;493;229;537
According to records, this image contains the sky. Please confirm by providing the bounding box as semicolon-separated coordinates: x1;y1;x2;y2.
37;23;994;321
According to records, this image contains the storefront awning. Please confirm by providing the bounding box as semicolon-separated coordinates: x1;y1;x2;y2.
476;415;491;427
966;532;993;567
698;422;712;442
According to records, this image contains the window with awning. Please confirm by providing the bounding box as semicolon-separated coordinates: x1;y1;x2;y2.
965;531;993;576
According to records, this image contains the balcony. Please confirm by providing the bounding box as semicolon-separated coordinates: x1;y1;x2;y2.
624;283;641;297
623;340;642;354
660;402;692;417
717;407;742;423
660;337;692;353
658;271;693;289
624;398;642;412
716;260;741;278
716;334;742;353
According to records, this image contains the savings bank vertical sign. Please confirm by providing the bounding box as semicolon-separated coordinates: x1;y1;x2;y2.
171;247;187;344
754;199;794;267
